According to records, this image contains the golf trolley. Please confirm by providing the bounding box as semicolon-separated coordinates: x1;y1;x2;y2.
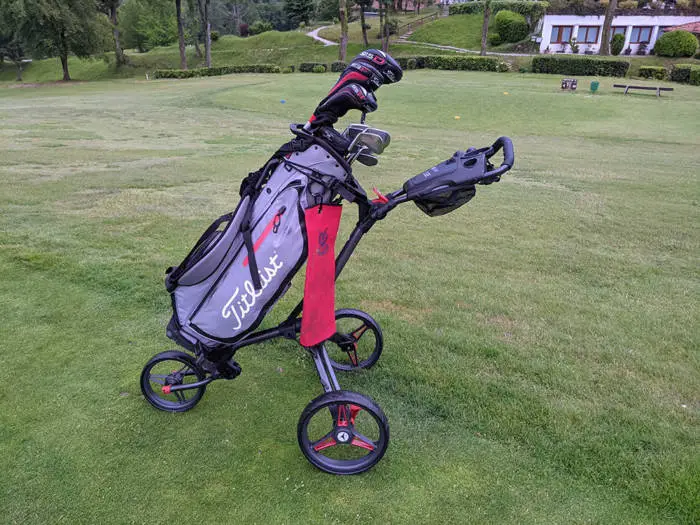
140;50;514;475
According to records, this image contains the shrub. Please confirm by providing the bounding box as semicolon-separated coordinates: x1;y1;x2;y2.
151;64;281;79
450;1;548;26
690;66;700;86
281;66;294;74
395;55;507;72
531;56;630;77
210;30;219;42
249;20;273;35
636;42;648;55
489;33;503;46
312;64;327;73
618;0;638;8
495;10;529;43
331;61;347;72
676;0;690;7
638;66;666;80
654;30;699;58
611;33;625;56
239;23;249;37
670;64;692;83
299;62;329;72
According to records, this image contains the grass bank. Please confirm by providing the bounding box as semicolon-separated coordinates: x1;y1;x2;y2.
1;72;698;524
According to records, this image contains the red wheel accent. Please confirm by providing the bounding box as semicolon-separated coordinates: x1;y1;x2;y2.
351;325;369;340
337;405;349;427
349;404;362;425
313;437;337;451
162;385;172;394
351;437;375;451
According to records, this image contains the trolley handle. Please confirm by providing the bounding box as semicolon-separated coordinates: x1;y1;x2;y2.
482;136;514;181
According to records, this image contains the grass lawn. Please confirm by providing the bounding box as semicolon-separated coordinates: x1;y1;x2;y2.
1;72;698;524
409;14;488;50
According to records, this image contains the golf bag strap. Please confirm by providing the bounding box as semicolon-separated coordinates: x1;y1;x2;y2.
240;201;263;290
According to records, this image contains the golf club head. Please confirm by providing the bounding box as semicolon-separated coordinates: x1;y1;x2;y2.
357;152;379;166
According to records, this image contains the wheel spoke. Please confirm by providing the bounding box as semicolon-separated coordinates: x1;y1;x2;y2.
351;324;369;342
350;432;376;451
347;345;359;366
312;432;337;451
336;404;349;427
149;375;166;385
174;390;186;403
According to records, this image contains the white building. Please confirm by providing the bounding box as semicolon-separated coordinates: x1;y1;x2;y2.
539;13;700;54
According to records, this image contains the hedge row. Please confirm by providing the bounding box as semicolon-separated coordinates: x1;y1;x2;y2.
449;1;548;23
299;62;328;72
531;56;630;77
639;66;666;80
670;64;700;85
396;55;509;72
152;64;280;79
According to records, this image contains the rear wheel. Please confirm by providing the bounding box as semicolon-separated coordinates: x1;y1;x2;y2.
297;390;389;475
326;309;383;371
140;351;206;412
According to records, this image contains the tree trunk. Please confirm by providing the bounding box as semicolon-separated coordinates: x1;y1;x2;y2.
416;0;420;15
339;0;348;61
480;2;491;56
598;0;618;55
205;20;211;67
360;9;369;47
109;6;126;67
198;0;212;67
60;31;71;81
60;54;70;81
194;40;203;58
176;0;187;69
16;61;22;82
382;11;390;53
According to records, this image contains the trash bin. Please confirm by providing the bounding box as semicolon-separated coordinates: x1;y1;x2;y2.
590;81;600;93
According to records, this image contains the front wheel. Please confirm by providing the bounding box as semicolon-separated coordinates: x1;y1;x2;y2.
297;390;389;475
140;350;207;412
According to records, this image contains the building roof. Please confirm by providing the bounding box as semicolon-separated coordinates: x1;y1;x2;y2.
664;21;700;33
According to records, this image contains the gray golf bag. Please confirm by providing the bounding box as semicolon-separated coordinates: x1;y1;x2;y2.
164;134;352;353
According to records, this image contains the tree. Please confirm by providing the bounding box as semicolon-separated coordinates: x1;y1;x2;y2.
120;0;178;53
21;0;105;81
355;0;372;47
197;0;212;67
598;0;618;55
176;0;187;69
0;0;28;81
480;0;491;56
286;0;313;27
339;0;348;61
98;0;126;67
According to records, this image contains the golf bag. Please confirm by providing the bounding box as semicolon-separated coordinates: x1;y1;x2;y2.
165;133;354;353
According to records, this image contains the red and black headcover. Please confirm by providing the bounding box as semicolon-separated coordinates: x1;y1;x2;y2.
305;49;403;131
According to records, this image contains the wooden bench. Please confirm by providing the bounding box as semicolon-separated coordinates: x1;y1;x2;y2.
613;84;674;97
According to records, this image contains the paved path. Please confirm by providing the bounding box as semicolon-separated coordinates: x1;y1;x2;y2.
307;26;338;46
393;39;535;57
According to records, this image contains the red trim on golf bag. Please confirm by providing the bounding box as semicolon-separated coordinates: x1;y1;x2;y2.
299;204;342;347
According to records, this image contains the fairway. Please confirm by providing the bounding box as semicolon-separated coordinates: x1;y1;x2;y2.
1;73;698;524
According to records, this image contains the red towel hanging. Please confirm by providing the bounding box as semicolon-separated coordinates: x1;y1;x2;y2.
300;204;342;347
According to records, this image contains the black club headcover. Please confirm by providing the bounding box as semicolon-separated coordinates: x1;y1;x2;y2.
306;83;377;130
